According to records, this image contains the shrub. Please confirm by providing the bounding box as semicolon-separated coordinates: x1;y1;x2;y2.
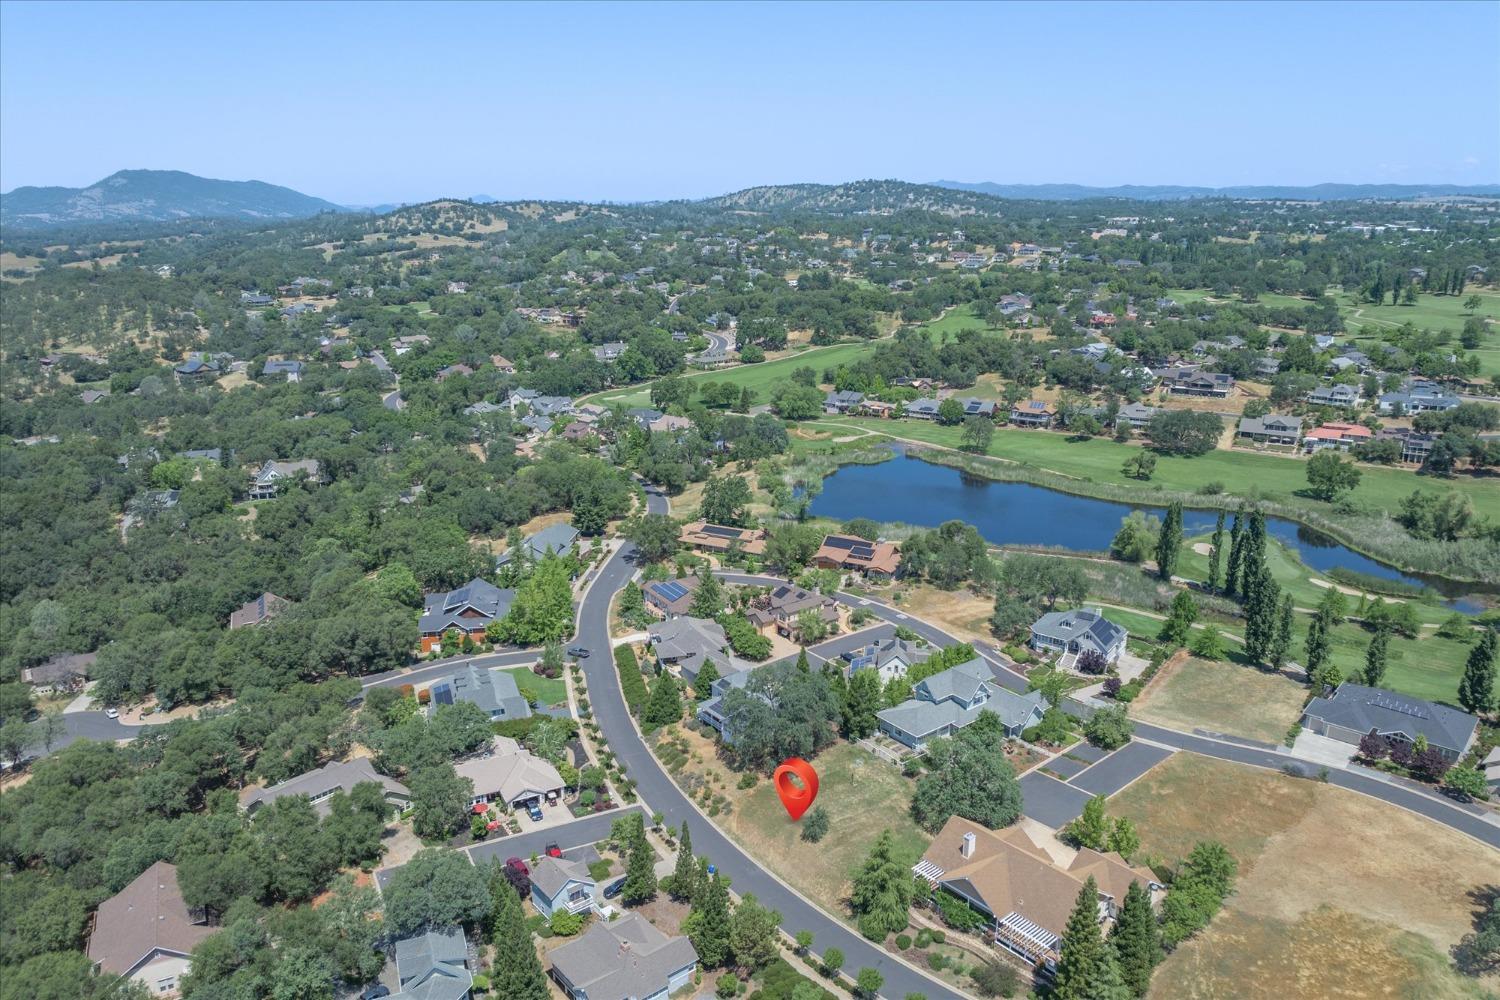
927;953;946;971
1084;705;1134;750
550;909;584;936
717;973;740;999
931;930;945;943
895;934;912;951
1102;677;1122;698
616;646;648;714
914;929;932;949
738;772;758;790
934;889;986;931
799;805;830;843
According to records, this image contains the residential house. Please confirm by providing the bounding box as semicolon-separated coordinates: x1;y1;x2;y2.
905;398;943;420
391;334;431;355
1115;402;1159;429
1029;607;1128;667
173;356;220;383
626;407;666;430
531;856;599;918
241;757;410;816
81;388;110;404
1300;683;1477;761
418;578;516;652
280;302;318;319
913;818;1162;972
497;523;580;568
429;662;532;722
1008;400;1057;428
229;592;292;629
178;448;224;463
463;400;506;416
548;912;698;1000
824;390;865;414
591;341;628;362
649;413;693;435
21;651;98;693
839;636;932;684
1253;357;1282;378
491;355;516;374
695;667;756;738
954;397;998;418
746;584;839;637
520;414;554;436
679;521;767;556
454;735;564;808
260;359;304;382
446;281;468;294
389;926;473;1000
1236;414;1303;446
1162;367;1235;397
86;862;212;996
859;399;896;418
1378;379;1462;414
248;459;323;500
643;577;699;619
877;657;1045;750
811;534;902;580
1302;421;1373;453
649;616;734;685
1375;427;1439;464
240;291;274;307
1305;384;1362;408
435;364;475;383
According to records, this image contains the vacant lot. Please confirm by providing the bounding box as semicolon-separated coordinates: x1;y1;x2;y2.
1130;657;1307;744
590;341;880;410
1111;754;1500;1000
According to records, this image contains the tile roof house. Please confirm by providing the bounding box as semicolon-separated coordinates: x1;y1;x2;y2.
229;592;292;629
1029;607;1128;666
548;911;698;1000
87;862;212;995
840;636;933;684
418;578;516;652
1302;421;1373;453
454;735;564;807
390;926;472;1000
811;534;902;580
1300;682;1478;760
877;657;1045;750
496;523;580;567
21;651;98;692
649;616;735;685
643;577;699;618
530;855;599;918
1008;400;1057;428
913;817;1161;972
428;663;532;722
248;459;323;501
241;757;410;816
1236;414;1303;446
679;521;767;556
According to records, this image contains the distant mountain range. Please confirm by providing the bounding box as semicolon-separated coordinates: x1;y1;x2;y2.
930;180;1500;201
1;169;344;228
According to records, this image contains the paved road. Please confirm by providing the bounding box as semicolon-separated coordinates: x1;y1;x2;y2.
361;648;540;691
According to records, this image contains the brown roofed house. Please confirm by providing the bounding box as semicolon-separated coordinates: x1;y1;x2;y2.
812;534;901;580
679;521;767;556
229;592;291;630
87;861;212;995
21;651;98;693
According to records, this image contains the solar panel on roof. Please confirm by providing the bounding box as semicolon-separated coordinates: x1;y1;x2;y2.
850;546;876;559
823;536;859;550
701;525;741;539
432;683;455;705
656;582;688;602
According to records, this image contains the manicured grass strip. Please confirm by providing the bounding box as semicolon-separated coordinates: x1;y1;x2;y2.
589;341;880;409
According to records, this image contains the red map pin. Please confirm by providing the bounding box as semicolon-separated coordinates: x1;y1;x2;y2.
773;757;819;821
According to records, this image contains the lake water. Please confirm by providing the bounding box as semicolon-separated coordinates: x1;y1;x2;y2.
806;454;1488;612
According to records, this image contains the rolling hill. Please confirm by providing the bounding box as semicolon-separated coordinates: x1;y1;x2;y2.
1;169;345;228
930;179;1500;201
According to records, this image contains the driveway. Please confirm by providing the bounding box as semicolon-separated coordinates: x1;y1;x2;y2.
1019;771;1094;828
1069;742;1174;798
1291;730;1355;769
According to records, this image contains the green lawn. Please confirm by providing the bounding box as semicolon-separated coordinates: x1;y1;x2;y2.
1335;287;1500;335
817;417;1500;520
913;302;1004;342
497;666;567;708
1166;287;1320;311
588;341;880;409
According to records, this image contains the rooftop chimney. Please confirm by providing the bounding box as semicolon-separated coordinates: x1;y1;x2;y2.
960;832;976;858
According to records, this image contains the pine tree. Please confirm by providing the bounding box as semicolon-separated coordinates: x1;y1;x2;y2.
1304;609;1331;679
1111;881;1160;998
1458;629;1497;715
669;822;698;901
643;672;683;730
1224;507;1246;597
690;564;724;618
489;856;550;1000
689;874;733;968
795;647;810;673
1267;594;1294;671
1363;626;1390;688
1053;876;1106;1000
1155;502;1183;581
849;829;913;941
621;815;658;904
1207;510;1225;592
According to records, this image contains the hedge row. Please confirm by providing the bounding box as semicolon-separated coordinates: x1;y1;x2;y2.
616;645;648;715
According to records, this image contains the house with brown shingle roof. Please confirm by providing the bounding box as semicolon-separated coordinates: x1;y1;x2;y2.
811;534;901;580
679;521;767;556
913;817;1161;972
229;592;291;629
87;862;212;995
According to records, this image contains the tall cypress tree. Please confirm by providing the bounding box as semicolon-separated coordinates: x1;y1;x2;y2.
489;857;550;1000
1224;507;1247;597
1267;594;1294;671
669;822;698;901
1243;560;1281;667
1458;629;1497;715
1207;510;1225;593
1053;876;1106;1000
689;873;733;968
1155;502;1183;581
621;814;657;904
1363;626;1390;687
690;563;724;618
1111;881;1160;998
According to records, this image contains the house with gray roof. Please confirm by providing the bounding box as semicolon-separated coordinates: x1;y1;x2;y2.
548;912;698;1000
21;651;98;693
241;757;409;816
530;856;599;918
390;926;472;1000
1300;682;1478;761
1237;414;1303;446
695;667;758;739
1378;379;1462;414
418;578;516;652
840;636;933;684
1029;607;1128;666
1115;402;1159;429
428;663;531;722
905;397;943;419
496;523;580;568
649;616;735;685
248;459;323;501
173;356;220;383
1306;383;1362;408
824;389;865;413
87;862;211;995
877;657;1045;750
229;592;291;629
591;341;628;362
260;359;304;381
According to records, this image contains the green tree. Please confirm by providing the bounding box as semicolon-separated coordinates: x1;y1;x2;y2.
1064;795;1111;850
1190;625;1225;661
1305;451;1361;502
643;673;684;731
624;514;680;563
1267;594;1294;671
854;967;885;999
1223;507;1247;597
1155;501;1183;580
841;669;882;740
821;947;844;977
1458;629;1497;715
1053;876;1107;1000
669;821;699;901
621;813;658;904
268;947;335;1000
689;874;733;967
729;893;782;971
488;859;549;1000
1108;816;1140;862
1110;511;1159;563
961;415;994;453
1242;560;1281;667
701;474;753;526
497;552;576;644
383;848;491;936
1085;705;1134;750
1443;764;1489;802
1363;626;1390;687
1206;511;1225;592
849;829;914;940
911;726;1023;832
408;764;473;840
1121;450;1156;480
1111;880;1160;998
1158;591;1199;646
800;804;830;842
936;398;965;425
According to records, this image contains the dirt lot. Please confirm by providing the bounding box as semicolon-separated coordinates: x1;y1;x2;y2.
1110;754;1500;1000
896;585;995;646
1129;657;1308;745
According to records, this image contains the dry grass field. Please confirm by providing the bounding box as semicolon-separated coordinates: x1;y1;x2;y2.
896;585;996;647
1110;754;1499;1000
1129;657;1309;744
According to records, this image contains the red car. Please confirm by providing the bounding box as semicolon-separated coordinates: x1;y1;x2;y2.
505;857;529;876
545;842;562;858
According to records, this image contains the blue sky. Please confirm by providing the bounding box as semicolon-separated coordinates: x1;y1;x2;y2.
2;1;1497;204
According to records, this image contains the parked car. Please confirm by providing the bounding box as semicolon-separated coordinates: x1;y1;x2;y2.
545;842;562;858
505;856;529;876
527;801;543;821
105;707;119;719
360;986;390;1000
566;644;590;658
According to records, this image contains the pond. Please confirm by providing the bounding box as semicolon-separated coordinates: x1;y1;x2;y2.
806;454;1490;612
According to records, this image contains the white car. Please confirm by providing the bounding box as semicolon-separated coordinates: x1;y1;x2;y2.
105;708;119;719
